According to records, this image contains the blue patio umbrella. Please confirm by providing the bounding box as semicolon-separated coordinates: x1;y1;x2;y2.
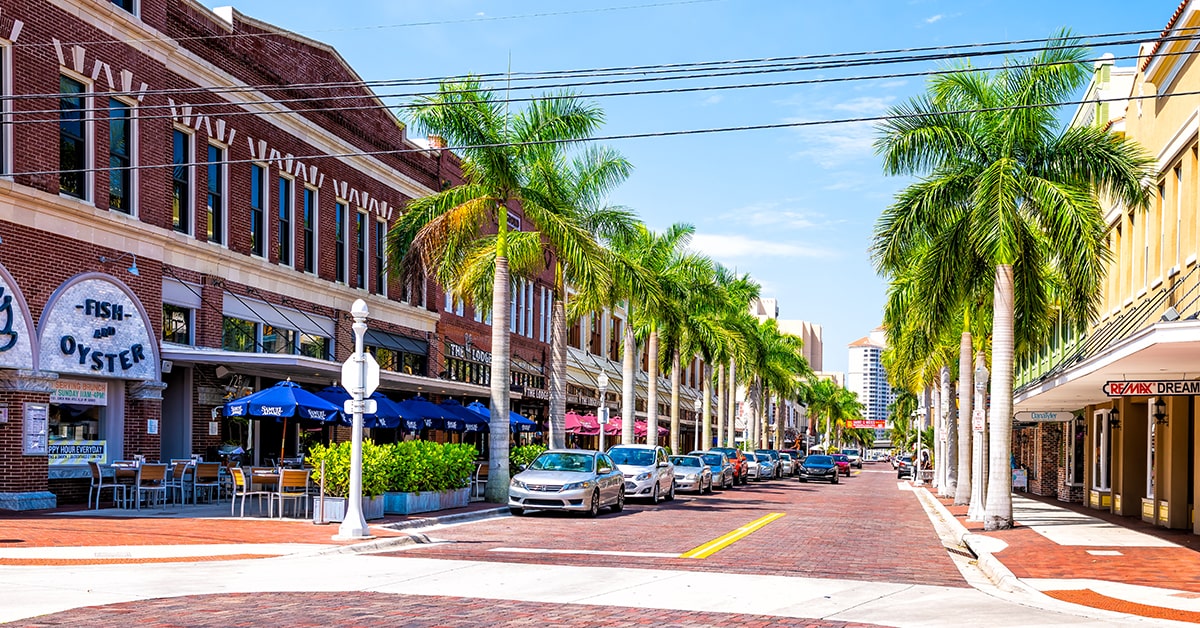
224;380;342;461
440;399;489;433
314;385;406;429
397;395;459;431
465;401;538;433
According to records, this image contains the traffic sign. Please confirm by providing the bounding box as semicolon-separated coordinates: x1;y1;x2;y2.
341;351;380;397
344;398;378;415
972;408;985;432
597;407;610;425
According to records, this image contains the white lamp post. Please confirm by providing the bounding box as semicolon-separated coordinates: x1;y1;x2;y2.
335;299;371;540
693;398;702;451
597;371;609;453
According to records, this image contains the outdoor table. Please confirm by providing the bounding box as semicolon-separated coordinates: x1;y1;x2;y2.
109;462;139;508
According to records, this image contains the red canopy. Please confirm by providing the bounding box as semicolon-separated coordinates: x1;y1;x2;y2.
634;420;668;437
565;411;600;435
602;416;622;436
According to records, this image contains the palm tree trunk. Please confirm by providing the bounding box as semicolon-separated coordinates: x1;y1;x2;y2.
716;365;726;447
940;365;956;498
647;327;659;445
669;348;681;454
702;363;713;449
621;311;636;445
984;264;1015;530
484;254;512;503
774;392;784;450
968;351;988;520
727;361;737;446
760;381;770;449
548;265;567;450
954;331;973;506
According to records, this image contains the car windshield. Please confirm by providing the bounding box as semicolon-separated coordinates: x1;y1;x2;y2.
529;452;594;473
670;456;702;467
842;449;859;457
702;454;724;465
755;450;776;458
832;454;848;461
780;454;792;461
744;453;757;461
608;448;656;466
805;455;832;465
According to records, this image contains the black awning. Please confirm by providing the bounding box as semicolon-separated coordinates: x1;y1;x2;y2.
364;329;428;356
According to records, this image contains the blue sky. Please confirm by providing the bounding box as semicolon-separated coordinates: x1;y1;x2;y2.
205;0;1173;374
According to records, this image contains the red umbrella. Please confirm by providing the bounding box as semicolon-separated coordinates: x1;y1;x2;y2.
603;415;622;436
634;420;668;437
565;411;600;435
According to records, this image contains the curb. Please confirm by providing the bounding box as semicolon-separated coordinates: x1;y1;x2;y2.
912;486;1028;594
382;506;509;531
319;507;509;555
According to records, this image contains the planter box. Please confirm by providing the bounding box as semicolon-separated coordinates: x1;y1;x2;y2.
313;495;385;523
383;487;470;515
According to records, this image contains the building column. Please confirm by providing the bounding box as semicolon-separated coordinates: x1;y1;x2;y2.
1114;399;1147;518
1162;396;1189;529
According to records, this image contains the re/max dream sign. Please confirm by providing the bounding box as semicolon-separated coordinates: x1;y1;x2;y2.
1103;380;1200;396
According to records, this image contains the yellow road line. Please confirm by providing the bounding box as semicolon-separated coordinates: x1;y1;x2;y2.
679;512;785;559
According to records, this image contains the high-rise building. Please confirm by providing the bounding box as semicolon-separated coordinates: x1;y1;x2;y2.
847;327;896;427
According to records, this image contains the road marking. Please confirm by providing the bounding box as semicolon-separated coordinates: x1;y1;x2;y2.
489;548;680;558
679;512;785;559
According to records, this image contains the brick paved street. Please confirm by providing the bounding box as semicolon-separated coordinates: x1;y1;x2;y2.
389;464;967;587
5;592;887;627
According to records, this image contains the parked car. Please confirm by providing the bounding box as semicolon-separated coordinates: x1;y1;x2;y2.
608;444;675;502
711;447;749;485
896;454;915;479
797;454;839;484
840;448;863;469
670;455;713;493
780;448;803;461
508;449;625;517
689;450;735;489
778;452;796;476
742;451;763;481
755;449;783;479
830;453;851;476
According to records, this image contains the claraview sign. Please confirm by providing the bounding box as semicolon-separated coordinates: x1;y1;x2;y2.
1103;380;1200;396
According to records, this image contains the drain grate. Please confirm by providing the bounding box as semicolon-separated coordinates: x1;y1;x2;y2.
0;539;23;543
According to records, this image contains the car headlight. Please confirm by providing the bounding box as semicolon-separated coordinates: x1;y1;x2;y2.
562;480;593;491
685;473;698;480
510;478;526;489
635;472;652;481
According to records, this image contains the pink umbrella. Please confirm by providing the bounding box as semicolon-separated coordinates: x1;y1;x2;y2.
634;420;669;437
565;411;600;435
603;415;622;436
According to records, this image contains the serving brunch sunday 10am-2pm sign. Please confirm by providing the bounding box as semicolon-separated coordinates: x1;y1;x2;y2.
1103;380;1200;396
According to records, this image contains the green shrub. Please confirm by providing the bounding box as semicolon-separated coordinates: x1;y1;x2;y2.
307;440;390;498
509;444;546;475
310;440;479;495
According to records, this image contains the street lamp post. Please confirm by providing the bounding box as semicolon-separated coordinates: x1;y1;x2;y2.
597;371;609;453
968;361;989;521
693;398;702;451
336;299;371;540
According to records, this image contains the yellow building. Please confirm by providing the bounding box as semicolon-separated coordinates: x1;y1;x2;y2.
1014;2;1200;533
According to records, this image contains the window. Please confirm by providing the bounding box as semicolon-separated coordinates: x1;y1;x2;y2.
299;334;329;360
335;201;347;283
50;403;104;443
108;99;132;213
222;317;257;352
1092;410;1111;492
162;304;192;345
374;219;386;294
59;76;88;199
110;0;135;13
1175;166;1182;268
0;44;8;175
249;164;266;257
1147;400;1157;499
277;176;292;265
302;187;316;273
206;144;224;243
355;211;367;289
171;129;190;232
261;325;295;354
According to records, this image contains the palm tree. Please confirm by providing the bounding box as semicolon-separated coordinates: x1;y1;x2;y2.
873;32;1153;529
657;253;719;453
389;79;605;503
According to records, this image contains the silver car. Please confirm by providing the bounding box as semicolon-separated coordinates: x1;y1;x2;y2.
669;455;713;493
608;444;675;502
779;452;795;476
508;450;625;517
743;451;762;480
689;450;735;489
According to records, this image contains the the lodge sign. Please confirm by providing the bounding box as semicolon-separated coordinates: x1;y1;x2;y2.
39;277;156;380
1103;380;1200;396
445;340;490;363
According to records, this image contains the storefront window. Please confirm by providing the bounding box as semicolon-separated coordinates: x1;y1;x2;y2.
1092;410;1111;491
1147;401;1157;499
262;325;295;354
50;403;103;441
367;345;426;376
1069;419;1085;485
299;334;329;360
162;304;191;345
222;316;257;352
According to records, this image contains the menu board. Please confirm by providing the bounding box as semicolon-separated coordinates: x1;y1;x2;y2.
23;402;48;455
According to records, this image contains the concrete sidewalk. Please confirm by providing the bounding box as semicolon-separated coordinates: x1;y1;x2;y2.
917;486;1200;624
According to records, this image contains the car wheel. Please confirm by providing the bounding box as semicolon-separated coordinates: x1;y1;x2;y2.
612;489;625;512
704;478;713;494
651;482;660;503
509;507;524;516
832;475;839;484
586;490;600;518
799;477;807;483
666;480;676;501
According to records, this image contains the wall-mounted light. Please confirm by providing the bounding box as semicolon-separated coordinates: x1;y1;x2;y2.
1108;407;1121;429
1161;306;1181;322
1153;398;1169;426
98;252;139;276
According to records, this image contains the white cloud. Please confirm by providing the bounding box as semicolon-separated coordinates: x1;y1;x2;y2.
788;119;879;168
690;233;835;261
701;94;723;106
723;201;830;229
925;14;943;23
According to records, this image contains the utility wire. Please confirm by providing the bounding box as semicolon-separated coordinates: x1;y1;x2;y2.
9;86;1181;181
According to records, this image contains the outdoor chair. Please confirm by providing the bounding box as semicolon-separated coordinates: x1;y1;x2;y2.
229;467;271;517
165;460;193;505
87;461;125;509
470;462;487;500
272;469;311;518
135;463;168;510
192;462;222;503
